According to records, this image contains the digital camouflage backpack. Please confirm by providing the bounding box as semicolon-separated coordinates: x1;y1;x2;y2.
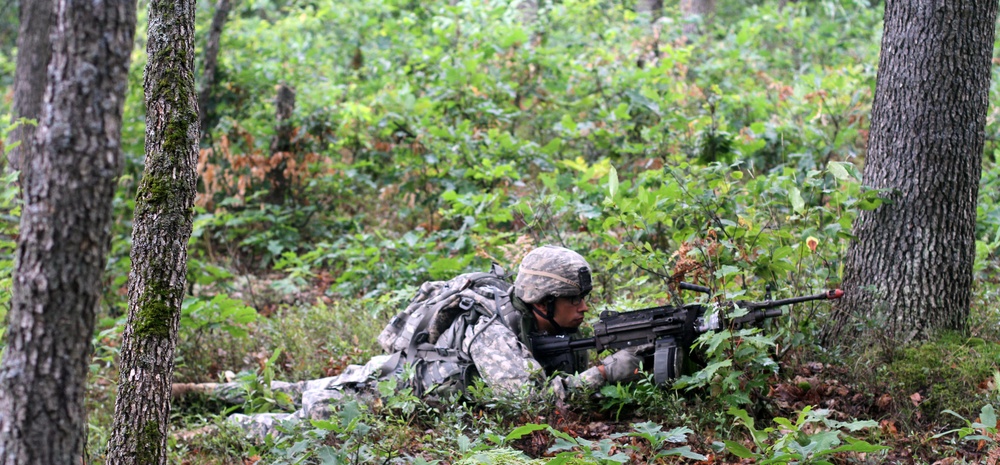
376;264;518;397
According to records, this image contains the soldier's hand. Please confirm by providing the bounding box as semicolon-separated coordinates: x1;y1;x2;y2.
599;349;644;383
624;342;655;356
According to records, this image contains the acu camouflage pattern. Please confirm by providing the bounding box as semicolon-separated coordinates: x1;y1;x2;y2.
226;356;388;439
514;245;592;304
377;269;512;353
224;254;611;440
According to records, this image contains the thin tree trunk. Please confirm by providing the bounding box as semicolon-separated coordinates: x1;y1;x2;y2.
6;0;53;172
515;0;538;26
198;0;233;141
827;0;997;345
636;0;663;68
680;0;715;37
0;1;137;463
636;0;662;20
104;0;199;462
265;84;295;205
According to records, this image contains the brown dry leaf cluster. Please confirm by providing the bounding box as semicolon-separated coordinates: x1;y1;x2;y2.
196;129;333;209
671;235;720;289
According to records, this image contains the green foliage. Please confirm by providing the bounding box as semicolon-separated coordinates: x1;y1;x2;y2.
455;447;543;465
181;293;258;338
277;400;378;465
546;421;708;463
934;404;999;445
238;348;295;414
612;422;708;462
43;0;1000;461
724;405;888;464
0;169;18;336
0;120;26;340
673;321;779;409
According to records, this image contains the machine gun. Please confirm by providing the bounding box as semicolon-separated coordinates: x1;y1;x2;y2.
530;288;844;384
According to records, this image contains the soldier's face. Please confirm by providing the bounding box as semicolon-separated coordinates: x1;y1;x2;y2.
550;294;589;329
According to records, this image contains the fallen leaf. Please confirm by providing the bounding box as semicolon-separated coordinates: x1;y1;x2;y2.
932;458;958;465
880;419;898;436
910;392;923;406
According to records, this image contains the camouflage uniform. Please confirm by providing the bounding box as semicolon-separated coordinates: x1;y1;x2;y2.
227;246;612;439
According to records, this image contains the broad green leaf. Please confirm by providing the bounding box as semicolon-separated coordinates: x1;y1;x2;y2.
608;165;619;199
723;440;755;458
827;161;853;181
504;423;548;442
789;187;805;214
560;114;577;132
654;445;708;461
978;404;997;429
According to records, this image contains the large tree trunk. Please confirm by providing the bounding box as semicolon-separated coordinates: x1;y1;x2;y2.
0;1;137;464
198;0;234;142
828;0;997;345
6;0;53;172
104;0;199;463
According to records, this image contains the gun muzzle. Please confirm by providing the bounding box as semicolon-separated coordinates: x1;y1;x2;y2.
826;289;845;299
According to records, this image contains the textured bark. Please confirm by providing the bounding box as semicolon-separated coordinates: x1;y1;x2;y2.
104;0;199;463
6;0;53;172
680;0;715;37
0;1;136;464
197;0;233;141
828;0;997;344
265;84;296;205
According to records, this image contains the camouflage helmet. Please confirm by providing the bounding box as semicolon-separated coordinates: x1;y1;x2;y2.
514;245;593;304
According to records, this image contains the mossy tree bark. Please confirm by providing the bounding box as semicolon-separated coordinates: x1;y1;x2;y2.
6;0;53;172
827;0;998;345
0;1;136;463
104;0;199;463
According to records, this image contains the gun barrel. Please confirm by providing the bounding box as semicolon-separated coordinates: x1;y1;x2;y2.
743;289;844;310
679;282;711;293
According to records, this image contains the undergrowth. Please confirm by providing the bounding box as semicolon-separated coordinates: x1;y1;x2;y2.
2;0;1000;463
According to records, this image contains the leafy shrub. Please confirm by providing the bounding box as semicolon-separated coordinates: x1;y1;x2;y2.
725;405;888;464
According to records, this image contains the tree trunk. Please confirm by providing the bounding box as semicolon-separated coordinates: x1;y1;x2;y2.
636;0;662;20
635;0;664;69
828;0;997;345
104;0;199;462
265;84;295;205
515;0;538;26
6;0;53;172
0;1;137;464
680;0;715;37
198;0;234;142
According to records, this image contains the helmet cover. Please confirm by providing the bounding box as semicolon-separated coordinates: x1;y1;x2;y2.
514;245;593;304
